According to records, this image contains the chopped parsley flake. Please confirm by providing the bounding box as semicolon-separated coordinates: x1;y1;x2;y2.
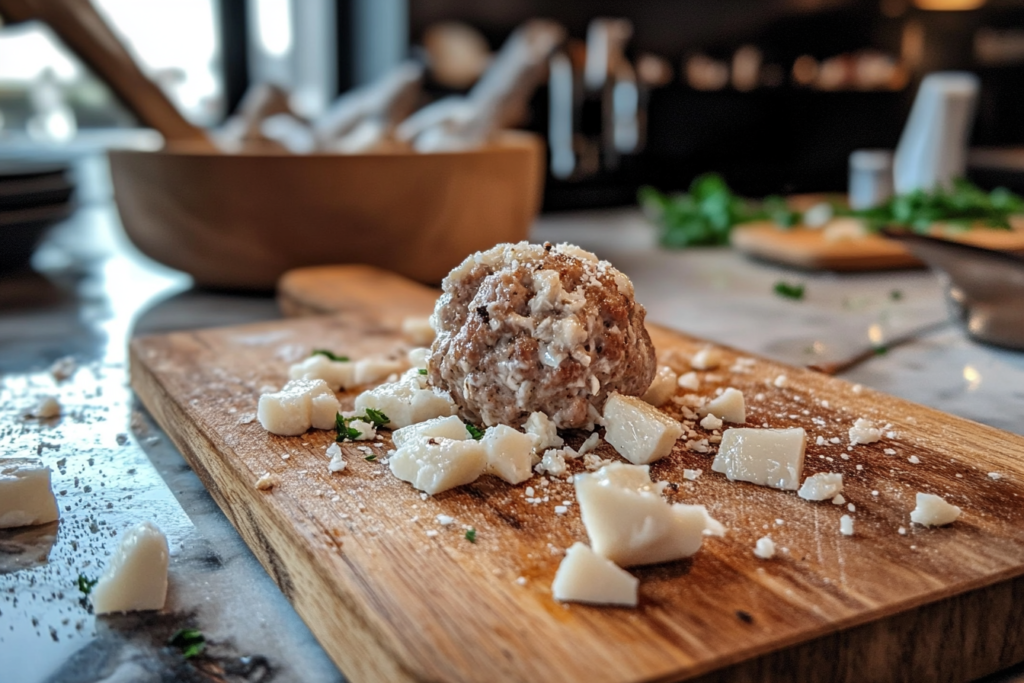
773;281;805;300
311;349;349;362
465;528;477;543
169;628;206;659
890;289;903;301
465;423;485;440
873;345;889;356
418;368;428;375
363;408;390;428
335;409;390;441
76;574;98;595
364;454;377;461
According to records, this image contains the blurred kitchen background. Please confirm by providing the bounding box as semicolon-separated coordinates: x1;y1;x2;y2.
1;0;1022;211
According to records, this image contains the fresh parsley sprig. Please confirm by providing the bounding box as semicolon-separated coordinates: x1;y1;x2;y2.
169;628;206;659
773;281;805;301
842;179;1023;232
311;349;349;362
465;423;485;440
465;528;477;543
336;409;391;442
76;574;98;595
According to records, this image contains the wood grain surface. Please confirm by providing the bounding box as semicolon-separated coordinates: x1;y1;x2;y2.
131;268;1024;682
731;221;1024;271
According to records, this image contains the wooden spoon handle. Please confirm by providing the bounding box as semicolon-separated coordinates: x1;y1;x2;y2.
0;0;215;149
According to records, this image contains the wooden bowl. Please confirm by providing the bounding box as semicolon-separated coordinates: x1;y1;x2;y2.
108;131;544;289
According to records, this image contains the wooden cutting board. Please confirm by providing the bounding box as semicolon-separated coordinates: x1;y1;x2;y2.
730;219;1024;271
130;266;1024;683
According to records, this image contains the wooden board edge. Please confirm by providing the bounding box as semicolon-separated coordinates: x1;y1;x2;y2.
681;574;1024;683
129;341;425;683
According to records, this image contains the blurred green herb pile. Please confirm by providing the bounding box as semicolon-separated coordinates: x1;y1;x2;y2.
639;174;1024;248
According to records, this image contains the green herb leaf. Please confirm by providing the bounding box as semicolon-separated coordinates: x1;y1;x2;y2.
890;289;903;301
465;423;485;440
465;528;477;543
364;454;377;461
773;281;805;300
841;180;1023;232
873;345;889;356
311;349;349;362
169;628;206;659
418;368;428;375
76;574;98;595
363;408;390;428
334;413;361;442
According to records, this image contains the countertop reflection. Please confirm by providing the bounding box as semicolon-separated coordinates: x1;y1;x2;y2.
2;157;1023;683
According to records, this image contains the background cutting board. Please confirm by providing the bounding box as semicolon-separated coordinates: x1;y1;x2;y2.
731;219;1024;271
131;266;1024;683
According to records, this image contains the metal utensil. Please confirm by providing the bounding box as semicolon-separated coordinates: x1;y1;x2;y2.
882;229;1024;350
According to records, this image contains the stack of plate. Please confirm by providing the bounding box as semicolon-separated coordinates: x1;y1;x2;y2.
0;161;75;274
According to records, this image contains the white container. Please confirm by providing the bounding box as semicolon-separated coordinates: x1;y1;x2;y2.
848;149;894;210
893;72;979;195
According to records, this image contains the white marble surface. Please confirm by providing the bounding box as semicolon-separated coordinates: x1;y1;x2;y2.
1;158;1023;683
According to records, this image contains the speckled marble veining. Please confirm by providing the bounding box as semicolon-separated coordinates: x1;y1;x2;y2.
1;156;1023;683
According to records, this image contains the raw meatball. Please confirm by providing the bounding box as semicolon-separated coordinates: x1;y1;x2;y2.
428;242;656;429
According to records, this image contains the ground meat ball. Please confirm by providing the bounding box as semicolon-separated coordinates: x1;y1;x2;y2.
427;241;656;429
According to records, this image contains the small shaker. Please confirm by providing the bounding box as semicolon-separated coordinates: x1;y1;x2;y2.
848;149;894;210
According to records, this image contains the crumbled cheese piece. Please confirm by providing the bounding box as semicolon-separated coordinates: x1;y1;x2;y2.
700;413;724;431
754;536;775;559
908;455;920;465
355;368;457;428
551;542;638;607
582;454;613;471
829;437;841;444
712;428;806;491
255;473;280;490
49;356;77;381
849;418;882;445
289;354;355;391
354;358;408;385
884;448;897;456
436;514;455;526
815;436;826;446
349;419;376;441
685;439;710;454
910;493;961;526
839;515;854;536
393;415;469;448
898;526;907;535
482;424;535;485
699;388;746;424
425;530;439;538
848;503;856;512
832;494;846;505
525;487;535;497
554;505;568;515
576;463;716;566
258;378;339;435
797;472;843;501
91;522;169;614
388;437;487;494
29;396;61;419
683;469;702;481
773;375;788;388
871;490;879;496
577;432;602;456
690;347;721;370
407;347;430;369
402;316;436;346
524;411;564;451
0;457;59;528
851;384;864;395
602;393;683;465
677;372;700;391
642;366;678;407
989;472;1003;481
535;450;567;477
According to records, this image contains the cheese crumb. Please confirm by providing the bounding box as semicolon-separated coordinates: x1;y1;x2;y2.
839;515;854;536
700;414;724;431
831;494;845;505
908;455;920;465
29;396;61;419
849;418;882;445
753;536;775;559
255;473;279;490
690;347;721;370
773;375;788;388
815;436;826;446
50;356;77;381
910;492;961;526
884;448;897;456
683;469;702;481
989;472;1003;480
436;514;455;526
677;372;700;391
797;472;843;501
554;505;568;515
898;526;907;535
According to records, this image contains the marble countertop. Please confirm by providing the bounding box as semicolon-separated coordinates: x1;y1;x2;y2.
2;156;1023;683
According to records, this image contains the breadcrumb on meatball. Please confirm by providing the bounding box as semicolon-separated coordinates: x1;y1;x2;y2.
427;241;656;429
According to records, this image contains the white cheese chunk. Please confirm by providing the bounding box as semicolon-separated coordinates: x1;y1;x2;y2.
910;493;961;526
690;347;721;370
388;437;487;494
699;388;746;424
700;413;723;431
258;378;339;436
524;411;564;451
712;427;806;491
91;522;169;615
797;472;844;501
642;366;678;407
0;457;59;528
754;536;775;559
402;316;436;346
355;369;457;428
575;462;708;567
31;396;61;419
577;432;602;456
551;542;639;607
393;415;469;448
535;449;568;477
683;468;702;481
602;393;683;466
354;359;408;385
348;419;376;441
677;372;700;391
839;514;855;536
849;418;882;445
481;424;535;485
407;347;430;369
289;355;355;391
